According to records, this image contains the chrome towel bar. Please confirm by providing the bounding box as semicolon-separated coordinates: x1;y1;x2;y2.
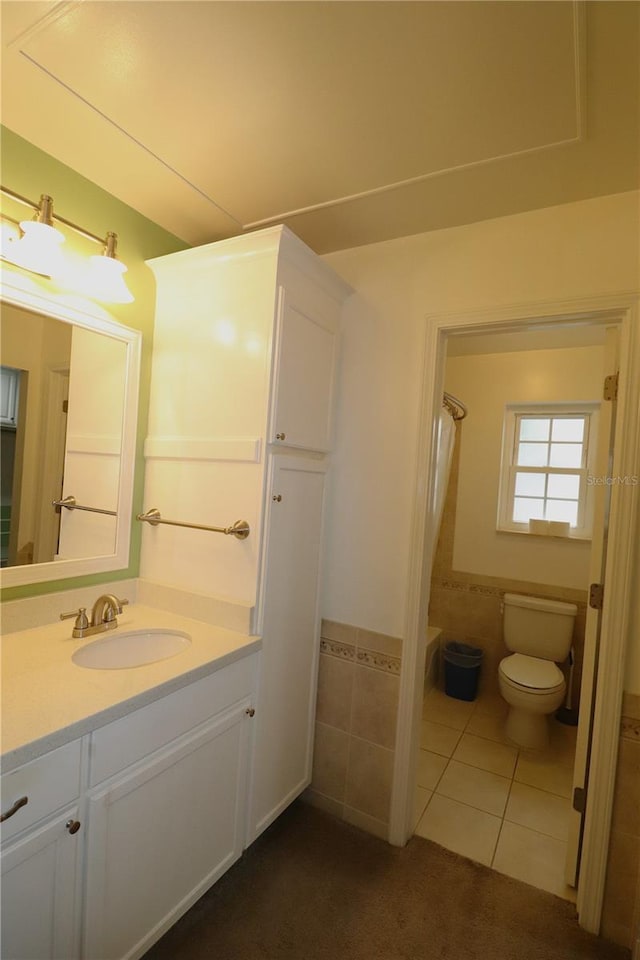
136;508;250;540
53;496;117;517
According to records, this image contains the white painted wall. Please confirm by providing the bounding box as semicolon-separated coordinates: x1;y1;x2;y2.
321;190;640;692
445;345;604;590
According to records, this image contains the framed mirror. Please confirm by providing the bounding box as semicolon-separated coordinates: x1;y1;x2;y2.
0;270;140;588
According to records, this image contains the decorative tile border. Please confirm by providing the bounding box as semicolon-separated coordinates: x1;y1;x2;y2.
355;649;401;675
621;716;640;741
433;576;587;608
320;636;401;675
320;638;355;661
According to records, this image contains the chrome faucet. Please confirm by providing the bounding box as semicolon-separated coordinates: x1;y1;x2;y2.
61;594;129;638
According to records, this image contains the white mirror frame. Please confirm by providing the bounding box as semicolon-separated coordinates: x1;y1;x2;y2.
0;270;141;588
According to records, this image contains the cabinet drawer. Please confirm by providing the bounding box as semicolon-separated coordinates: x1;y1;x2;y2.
90;653;257;785
1;739;82;843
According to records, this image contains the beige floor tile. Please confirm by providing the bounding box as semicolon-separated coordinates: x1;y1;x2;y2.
436;760;511;818
504;781;571;842
464;711;512;745
472;693;508;719
492;821;576;901
415;793;502;866
514;753;574;799
420;720;463;757
452;733;518;779
423;689;476;730
416;749;448;791
548;720;578;761
413;787;432;829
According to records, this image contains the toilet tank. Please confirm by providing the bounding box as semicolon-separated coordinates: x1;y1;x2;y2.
502;593;577;661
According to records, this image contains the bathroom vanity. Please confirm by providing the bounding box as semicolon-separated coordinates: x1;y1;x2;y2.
1;606;260;960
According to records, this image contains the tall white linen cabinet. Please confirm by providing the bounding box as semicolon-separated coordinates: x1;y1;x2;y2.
143;225;352;844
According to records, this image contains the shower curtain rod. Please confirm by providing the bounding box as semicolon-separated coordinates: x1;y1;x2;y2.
442;391;467;421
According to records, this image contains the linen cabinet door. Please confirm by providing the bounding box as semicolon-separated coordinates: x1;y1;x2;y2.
248;456;327;842
1;807;83;960
83;703;251;960
269;288;339;453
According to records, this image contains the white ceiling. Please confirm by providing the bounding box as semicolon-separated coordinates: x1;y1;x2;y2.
1;1;638;253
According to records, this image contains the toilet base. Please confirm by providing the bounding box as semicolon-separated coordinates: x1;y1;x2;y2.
505;706;550;750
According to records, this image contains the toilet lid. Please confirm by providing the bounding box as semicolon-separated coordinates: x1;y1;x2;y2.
500;654;564;690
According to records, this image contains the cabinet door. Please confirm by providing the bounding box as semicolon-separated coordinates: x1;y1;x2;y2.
269;288;338;453
1;806;83;960
248;456;327;842
83;703;251;960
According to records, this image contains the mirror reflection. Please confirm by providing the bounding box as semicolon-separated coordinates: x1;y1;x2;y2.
0;303;126;568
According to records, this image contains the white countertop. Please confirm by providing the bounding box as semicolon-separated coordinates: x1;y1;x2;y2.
1;604;261;772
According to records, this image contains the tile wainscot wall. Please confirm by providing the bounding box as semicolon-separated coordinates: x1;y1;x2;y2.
306;619;402;839
601;692;640;951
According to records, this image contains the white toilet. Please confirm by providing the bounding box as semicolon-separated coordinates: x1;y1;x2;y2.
498;593;577;750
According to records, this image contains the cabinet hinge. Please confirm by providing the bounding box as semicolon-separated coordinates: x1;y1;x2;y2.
62;399;69;414
603;373;619;401
589;583;604;609
573;786;587;815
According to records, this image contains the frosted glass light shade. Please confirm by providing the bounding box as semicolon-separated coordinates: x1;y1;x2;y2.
3;220;65;277
87;253;134;303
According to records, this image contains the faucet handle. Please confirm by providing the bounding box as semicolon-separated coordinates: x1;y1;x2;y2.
60;607;89;631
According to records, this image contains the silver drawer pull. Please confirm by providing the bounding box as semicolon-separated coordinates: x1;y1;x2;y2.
1;796;28;822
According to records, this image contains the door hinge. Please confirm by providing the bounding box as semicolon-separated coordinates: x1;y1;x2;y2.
62;399;69;414
589;583;604;609
573;786;587;814
603;373;619;401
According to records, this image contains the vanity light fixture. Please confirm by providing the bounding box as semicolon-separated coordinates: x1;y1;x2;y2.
0;185;134;304
2;194;65;278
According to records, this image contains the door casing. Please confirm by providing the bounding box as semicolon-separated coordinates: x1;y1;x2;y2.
390;293;640;935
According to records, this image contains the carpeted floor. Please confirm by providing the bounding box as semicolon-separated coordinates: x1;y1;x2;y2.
144;801;629;960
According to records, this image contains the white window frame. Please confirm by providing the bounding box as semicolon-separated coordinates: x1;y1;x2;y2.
497;402;600;540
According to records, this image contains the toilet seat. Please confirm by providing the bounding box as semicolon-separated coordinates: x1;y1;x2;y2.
499;653;564;694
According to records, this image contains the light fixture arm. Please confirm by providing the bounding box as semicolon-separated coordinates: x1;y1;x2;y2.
1;184;116;249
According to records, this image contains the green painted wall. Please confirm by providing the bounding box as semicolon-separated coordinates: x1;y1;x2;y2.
0;127;188;601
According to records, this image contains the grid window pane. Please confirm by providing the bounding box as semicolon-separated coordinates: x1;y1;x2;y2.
517;443;549;467
519;418;550;441
514;472;546;497
549;443;583;467
547;474;581;500
545;499;579;525
513;498;545;523
551;418;585;442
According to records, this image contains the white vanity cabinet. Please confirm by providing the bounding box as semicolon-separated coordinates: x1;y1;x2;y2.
145;225;351;848
1;652;257;960
247;456;328;841
0;740;84;960
83;656;256;960
269;284;340;453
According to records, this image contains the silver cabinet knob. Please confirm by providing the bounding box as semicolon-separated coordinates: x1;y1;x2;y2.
275;432;286;441
245;707;255;718
272;495;282;502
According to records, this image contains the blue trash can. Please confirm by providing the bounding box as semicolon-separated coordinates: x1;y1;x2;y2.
443;641;483;702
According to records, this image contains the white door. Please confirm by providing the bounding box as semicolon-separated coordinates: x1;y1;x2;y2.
248;455;327;842
565;331;619;887
1;806;83;960
83;704;250;960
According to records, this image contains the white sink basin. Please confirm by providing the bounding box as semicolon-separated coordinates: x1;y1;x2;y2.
72;629;191;669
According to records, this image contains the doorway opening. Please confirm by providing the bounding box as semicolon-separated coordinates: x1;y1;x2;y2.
390;295;639;936
413;321;616;902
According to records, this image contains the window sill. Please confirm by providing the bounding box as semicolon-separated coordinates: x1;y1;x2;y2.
496;526;592;543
